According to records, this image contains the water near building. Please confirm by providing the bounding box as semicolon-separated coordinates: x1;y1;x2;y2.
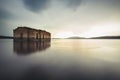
14;40;50;55
0;39;120;80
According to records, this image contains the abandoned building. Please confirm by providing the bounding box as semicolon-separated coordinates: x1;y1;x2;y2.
13;27;51;41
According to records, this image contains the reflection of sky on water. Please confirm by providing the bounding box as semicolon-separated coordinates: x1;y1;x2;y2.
0;39;120;80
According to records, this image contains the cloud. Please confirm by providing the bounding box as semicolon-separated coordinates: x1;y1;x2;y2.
0;8;12;35
0;0;14;36
63;0;82;10
0;0;12;20
0;8;12;20
22;0;82;12
23;0;49;12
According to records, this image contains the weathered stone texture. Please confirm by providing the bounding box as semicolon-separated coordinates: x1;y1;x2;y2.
13;26;51;41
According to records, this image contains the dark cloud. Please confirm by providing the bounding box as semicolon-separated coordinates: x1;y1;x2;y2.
67;0;81;8
0;8;12;20
63;0;82;10
0;0;12;20
0;0;13;36
23;0;49;12
22;0;82;12
0;8;12;36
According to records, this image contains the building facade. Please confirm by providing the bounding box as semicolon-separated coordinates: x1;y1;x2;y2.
13;27;51;41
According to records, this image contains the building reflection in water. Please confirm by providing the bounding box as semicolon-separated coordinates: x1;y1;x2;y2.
14;40;51;55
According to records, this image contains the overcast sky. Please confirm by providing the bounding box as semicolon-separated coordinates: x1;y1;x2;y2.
0;0;120;38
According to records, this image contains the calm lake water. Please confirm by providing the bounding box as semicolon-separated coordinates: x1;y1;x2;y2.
0;39;120;80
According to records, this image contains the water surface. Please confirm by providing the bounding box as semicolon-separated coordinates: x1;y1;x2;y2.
0;39;120;80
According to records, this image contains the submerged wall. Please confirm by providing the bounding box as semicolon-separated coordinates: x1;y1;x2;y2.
13;27;51;41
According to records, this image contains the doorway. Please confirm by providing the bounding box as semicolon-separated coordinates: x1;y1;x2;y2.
36;33;38;39
20;33;23;39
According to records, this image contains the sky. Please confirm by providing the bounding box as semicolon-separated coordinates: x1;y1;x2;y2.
0;0;120;38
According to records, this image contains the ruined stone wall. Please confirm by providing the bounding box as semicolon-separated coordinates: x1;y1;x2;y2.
14;27;51;41
28;29;39;39
46;32;49;39
40;31;44;39
39;31;41;39
28;29;35;39
14;27;28;39
47;32;51;39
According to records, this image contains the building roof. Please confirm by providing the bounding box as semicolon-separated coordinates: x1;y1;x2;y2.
14;26;43;31
13;26;51;34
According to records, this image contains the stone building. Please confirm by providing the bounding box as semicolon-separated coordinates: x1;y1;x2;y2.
13;26;51;41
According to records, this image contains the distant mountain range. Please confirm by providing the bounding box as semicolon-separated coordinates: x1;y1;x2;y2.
67;36;86;39
90;36;120;39
0;36;13;39
0;35;120;39
67;36;120;39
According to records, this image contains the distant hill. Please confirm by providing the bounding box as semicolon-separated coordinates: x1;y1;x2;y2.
90;36;120;39
67;36;86;39
0;36;13;39
67;36;120;39
1;35;120;39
